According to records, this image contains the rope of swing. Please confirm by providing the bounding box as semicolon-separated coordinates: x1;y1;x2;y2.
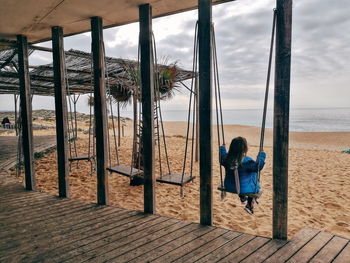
257;8;277;184
102;43;120;169
181;21;199;185
211;24;226;199
130;34;142;176
72;93;80;142
151;32;163;178
65;57;77;160
102;43;112;170
215;8;277;196
151;32;172;178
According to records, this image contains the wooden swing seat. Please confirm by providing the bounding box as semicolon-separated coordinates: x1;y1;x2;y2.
217;186;262;198
69;155;94;162
156;174;195;187
107;164;143;177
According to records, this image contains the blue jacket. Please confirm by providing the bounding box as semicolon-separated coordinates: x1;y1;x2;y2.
219;145;266;194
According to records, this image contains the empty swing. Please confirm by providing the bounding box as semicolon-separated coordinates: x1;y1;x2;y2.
105;44;144;181
217;9;277;198
66;52;95;173
153;28;197;191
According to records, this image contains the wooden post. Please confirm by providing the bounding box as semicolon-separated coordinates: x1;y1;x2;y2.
17;35;35;191
91;16;109;205
139;3;155;214
273;0;293;240
198;0;212;225
52;26;70;198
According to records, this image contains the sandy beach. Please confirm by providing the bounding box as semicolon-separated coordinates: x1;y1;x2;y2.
7;119;350;239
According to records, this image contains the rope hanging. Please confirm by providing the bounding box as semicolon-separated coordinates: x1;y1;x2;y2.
181;21;199;183
216;8;277;197
102;43;120;170
152;32;172;178
65;61;77;162
128;33;142;180
65;49;95;174
150;29;197;196
257;8;277;185
211;23;226;200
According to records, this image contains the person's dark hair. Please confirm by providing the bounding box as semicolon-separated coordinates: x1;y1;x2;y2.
223;136;248;169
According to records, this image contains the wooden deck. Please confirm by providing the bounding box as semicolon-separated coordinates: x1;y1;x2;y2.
0;135;56;170
0;183;349;263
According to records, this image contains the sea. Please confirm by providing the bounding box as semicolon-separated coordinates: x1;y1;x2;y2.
119;107;350;132
2;107;349;132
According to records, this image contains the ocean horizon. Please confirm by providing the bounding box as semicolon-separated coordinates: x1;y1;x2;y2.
120;107;350;133
1;107;350;133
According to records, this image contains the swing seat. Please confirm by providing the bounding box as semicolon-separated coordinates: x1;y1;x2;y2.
217;186;262;198
107;164;143;177
69;155;94;162
156;174;195;187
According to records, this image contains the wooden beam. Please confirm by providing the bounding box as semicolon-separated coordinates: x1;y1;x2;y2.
139;3;155;214
17;35;35;191
198;0;212;225
91;16;109;205
273;0;293;240
52;26;70;198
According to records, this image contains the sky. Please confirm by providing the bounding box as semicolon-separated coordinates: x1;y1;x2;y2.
1;0;349;113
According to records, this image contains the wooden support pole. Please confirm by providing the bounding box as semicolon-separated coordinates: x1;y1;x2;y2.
17;35;35;191
52;26;70;198
273;0;293;240
91;16;109;205
139;3;155;214
198;0;212;225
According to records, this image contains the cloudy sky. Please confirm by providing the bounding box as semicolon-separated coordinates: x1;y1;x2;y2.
1;0;349;113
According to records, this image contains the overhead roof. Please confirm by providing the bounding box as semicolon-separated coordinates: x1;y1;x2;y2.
0;0;234;43
0;48;194;96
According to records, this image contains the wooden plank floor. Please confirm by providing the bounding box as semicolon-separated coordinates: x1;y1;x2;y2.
0;135;56;170
0;183;349;263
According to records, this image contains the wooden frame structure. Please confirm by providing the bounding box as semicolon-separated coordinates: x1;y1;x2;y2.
0;0;293;240
52;26;70;198
273;0;293;240
199;0;213;226
17;35;35;191
139;4;156;214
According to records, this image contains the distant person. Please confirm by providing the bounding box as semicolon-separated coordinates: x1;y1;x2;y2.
219;136;266;214
1;117;11;129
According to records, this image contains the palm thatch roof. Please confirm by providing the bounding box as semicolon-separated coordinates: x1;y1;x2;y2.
0;47;194;100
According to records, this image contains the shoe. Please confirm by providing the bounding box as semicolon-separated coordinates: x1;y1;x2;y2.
244;205;254;215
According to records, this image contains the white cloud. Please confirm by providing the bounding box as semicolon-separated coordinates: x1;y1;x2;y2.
1;0;349;112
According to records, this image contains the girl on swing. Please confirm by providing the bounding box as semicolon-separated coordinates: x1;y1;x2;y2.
220;136;266;214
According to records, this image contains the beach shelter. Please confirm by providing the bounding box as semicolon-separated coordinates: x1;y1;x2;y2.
0;0;292;240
